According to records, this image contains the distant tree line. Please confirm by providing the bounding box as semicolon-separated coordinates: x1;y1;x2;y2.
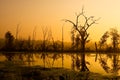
0;27;120;52
0;30;62;52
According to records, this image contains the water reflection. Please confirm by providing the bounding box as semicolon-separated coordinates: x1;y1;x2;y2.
70;53;90;71
2;52;15;61
98;53;120;75
25;53;34;66
40;52;48;68
35;52;63;68
1;52;36;66
71;54;81;70
1;52;120;75
50;53;61;67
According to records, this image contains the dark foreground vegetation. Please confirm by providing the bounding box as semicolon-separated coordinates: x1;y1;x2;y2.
0;61;120;80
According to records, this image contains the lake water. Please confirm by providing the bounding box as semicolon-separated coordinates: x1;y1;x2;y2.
0;52;120;76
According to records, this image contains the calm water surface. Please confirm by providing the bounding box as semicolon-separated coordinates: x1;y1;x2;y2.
0;52;120;76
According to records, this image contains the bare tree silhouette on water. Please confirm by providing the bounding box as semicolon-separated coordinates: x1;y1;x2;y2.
64;8;99;71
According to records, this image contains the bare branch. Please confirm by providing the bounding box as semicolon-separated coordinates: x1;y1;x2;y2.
41;26;48;41
63;19;82;35
85;17;100;31
76;12;83;27
62;19;76;27
75;7;85;27
83;15;94;28
85;33;89;41
63;19;81;35
82;6;85;14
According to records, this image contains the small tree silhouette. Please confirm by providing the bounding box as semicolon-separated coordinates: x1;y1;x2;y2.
64;8;99;71
99;31;109;51
110;28;120;52
98;28;120;52
4;31;14;51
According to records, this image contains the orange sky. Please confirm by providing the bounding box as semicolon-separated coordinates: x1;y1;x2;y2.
0;0;120;42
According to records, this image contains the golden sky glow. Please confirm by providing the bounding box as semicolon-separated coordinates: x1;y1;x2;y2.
0;0;120;42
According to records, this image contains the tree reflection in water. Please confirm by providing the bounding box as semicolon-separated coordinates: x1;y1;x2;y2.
98;54;110;73
24;53;34;66
4;53;35;66
71;53;90;71
2;52;15;61
39;52;62;68
40;52;48;68
110;53;120;74
98;53;120;74
50;53;61;67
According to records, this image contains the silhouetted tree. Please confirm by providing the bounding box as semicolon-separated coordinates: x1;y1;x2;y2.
64;8;99;71
110;28;120;52
15;24;22;51
41;27;52;51
17;39;25;51
98;28;120;52
71;29;75;50
71;29;80;51
75;34;81;51
32;26;37;50
16;24;21;40
51;40;61;51
27;36;32;51
99;31;109;51
109;28;120;74
4;31;14;51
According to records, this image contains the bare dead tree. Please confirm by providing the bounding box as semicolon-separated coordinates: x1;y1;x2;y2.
41;26;53;51
15;24;22;50
16;24;21;40
41;26;48;51
63;9;99;52
32;26;37;50
27;36;32;51
63;8;99;71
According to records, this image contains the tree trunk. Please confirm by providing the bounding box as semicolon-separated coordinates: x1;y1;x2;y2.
81;41;85;71
80;40;89;71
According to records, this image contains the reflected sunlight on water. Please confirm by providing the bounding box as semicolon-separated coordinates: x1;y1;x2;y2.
0;52;120;76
